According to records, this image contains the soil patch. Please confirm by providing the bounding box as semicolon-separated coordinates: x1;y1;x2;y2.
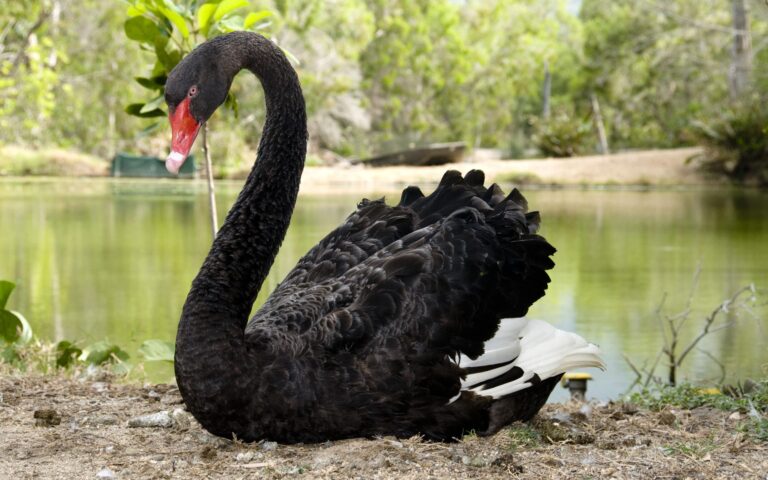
1;374;766;479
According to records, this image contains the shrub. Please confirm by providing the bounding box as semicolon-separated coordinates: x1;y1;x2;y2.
530;110;592;158
690;101;768;186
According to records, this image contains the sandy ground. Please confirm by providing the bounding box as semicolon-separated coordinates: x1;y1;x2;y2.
1;373;766;480
297;148;711;194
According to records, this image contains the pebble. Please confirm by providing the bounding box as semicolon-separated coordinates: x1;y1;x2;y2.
95;467;115;479
34;409;62;427
84;414;119;426
728;411;742;421
91;382;109;393
236;452;257;463
261;441;278;452
128;411;174;428
657;411;676;426
171;408;193;429
461;455;487;467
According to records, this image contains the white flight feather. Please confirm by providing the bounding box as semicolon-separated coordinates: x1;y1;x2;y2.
448;317;605;403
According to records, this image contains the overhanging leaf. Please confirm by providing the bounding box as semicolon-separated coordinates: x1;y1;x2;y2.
125;103;166;118
197;2;218;35
124;16;162;45
217;15;244;33
160;6;190;38
139;339;175;362
0;310;21;343
140;94;165;114
9;310;32;345
0;280;14;310
244;10;271;29
213;0;249;22
135;75;166;90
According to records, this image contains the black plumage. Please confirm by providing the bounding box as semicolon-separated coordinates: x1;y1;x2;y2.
168;32;591;444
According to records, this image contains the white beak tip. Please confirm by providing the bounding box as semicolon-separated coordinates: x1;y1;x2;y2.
166;151;186;175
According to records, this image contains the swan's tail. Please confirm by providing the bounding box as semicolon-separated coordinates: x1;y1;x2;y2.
449;317;604;432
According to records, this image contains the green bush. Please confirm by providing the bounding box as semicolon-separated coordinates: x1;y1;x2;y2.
690;101;768;186
530;110;592;158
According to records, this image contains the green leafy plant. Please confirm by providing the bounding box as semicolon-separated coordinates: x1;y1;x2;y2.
139;339;175;362
0;281;33;363
55;340;83;368
123;0;272;126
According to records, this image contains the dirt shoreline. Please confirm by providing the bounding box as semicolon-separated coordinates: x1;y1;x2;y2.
1;373;765;479
296;148;713;194
2;147;718;192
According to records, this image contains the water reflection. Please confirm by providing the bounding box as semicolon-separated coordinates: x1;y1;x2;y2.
1;178;766;399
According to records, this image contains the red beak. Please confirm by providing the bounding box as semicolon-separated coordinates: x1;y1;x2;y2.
167;97;201;174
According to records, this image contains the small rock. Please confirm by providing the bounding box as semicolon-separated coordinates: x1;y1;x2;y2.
84;414;119;426
542;455;564;467
461;455;487;467
104;446;115;454
145;390;161;401
160;394;183;405
620;402;639;415
579;403;593;417
95;467;115;479
197;431;231;447
658;411;676;426
128;411;174;428
728;411;742;421
200;445;217;460
261;441;278;452
91;382;109;393
34;409;61;427
236;452;256;463
171;408;193;430
490;453;521;472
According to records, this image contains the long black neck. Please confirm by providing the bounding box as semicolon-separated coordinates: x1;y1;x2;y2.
175;33;306;405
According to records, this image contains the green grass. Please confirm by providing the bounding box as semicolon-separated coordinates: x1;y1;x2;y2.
506;423;541;449
630;381;768;442
0;145;107;176
628;382;768;413
662;437;718;458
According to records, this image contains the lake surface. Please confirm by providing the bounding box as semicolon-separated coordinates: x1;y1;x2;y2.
1;178;766;400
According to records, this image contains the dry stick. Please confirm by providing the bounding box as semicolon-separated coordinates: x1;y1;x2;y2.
675;285;754;369
696;347;727;385
202;123;218;238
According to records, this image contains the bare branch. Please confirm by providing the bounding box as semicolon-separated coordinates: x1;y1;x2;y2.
697;347;727;385
677;285;754;367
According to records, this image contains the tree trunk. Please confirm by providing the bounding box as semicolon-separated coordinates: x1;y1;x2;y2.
542;61;551;119
729;0;751;100
590;93;609;155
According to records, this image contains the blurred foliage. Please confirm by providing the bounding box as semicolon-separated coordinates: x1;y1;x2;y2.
530;110;592;158
689;101;768;186
1;0;768;181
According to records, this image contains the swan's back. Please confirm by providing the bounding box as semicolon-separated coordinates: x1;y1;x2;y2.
238;169;601;442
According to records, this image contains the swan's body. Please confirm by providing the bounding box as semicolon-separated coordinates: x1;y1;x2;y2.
165;32;603;443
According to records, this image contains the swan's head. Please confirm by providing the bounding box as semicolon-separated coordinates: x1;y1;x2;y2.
164;44;231;174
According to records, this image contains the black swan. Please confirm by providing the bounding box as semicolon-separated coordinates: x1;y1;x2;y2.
164;31;604;443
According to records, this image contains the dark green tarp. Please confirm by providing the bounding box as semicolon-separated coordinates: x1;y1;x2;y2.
111;153;196;178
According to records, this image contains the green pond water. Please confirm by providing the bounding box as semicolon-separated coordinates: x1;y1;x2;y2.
1;177;766;400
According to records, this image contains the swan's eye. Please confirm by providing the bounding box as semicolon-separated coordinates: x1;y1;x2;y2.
188;86;198;97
